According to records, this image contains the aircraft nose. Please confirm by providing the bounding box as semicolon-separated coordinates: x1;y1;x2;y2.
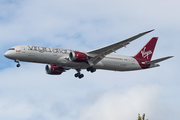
4;51;10;58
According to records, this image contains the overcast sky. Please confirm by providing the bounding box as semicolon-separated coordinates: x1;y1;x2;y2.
0;0;179;120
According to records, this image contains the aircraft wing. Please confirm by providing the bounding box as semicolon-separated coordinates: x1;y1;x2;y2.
142;56;174;65
87;29;154;66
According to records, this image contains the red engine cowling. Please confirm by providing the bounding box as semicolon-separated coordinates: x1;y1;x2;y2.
69;51;88;62
45;65;63;75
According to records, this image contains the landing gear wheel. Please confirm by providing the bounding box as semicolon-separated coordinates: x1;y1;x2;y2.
75;69;84;79
87;67;91;72
75;73;80;77
16;64;20;67
79;74;84;79
87;67;96;73
91;68;96;73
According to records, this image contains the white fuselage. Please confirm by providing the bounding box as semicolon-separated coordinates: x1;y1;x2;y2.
4;45;158;71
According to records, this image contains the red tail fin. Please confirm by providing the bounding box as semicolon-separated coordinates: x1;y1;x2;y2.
134;37;158;62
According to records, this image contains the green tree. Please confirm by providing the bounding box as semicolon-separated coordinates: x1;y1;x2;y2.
137;113;148;120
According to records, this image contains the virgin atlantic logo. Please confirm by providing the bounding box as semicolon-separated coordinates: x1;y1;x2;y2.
141;47;152;59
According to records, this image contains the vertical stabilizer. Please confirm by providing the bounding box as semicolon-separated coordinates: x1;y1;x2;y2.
134;37;158;62
133;37;158;69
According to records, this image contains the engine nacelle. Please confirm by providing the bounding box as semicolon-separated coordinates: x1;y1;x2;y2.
45;65;63;75
69;51;88;62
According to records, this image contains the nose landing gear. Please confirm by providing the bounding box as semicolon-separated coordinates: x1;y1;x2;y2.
17;64;20;67
15;59;20;67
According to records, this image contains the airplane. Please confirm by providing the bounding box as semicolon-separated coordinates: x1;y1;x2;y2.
4;30;173;79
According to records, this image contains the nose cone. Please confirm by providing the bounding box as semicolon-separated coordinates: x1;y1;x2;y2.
4;51;11;58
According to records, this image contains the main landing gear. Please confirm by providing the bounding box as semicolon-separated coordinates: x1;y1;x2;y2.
74;67;96;79
75;69;84;79
86;67;96;73
15;59;20;67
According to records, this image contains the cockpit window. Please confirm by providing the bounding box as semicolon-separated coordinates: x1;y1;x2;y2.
8;48;15;50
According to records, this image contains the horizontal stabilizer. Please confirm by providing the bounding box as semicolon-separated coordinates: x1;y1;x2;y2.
142;56;174;65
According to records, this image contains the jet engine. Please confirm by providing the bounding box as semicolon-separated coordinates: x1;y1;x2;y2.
45;65;63;75
69;51;88;62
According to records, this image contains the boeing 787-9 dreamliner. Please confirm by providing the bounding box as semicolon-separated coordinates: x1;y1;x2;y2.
4;30;173;79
